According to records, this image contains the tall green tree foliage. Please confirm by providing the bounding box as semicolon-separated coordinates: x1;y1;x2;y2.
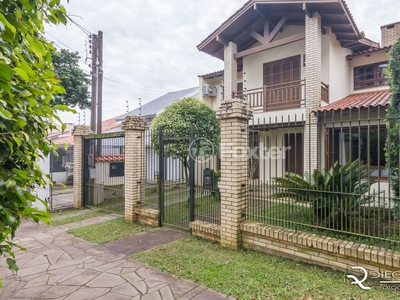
150;97;220;179
0;0;69;273
386;39;400;198
51;48;90;109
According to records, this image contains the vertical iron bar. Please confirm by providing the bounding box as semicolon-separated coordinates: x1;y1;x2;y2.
158;127;164;227
189;124;196;226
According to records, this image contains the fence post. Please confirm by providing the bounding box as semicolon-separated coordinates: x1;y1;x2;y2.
217;99;252;250
122;116;149;223
72;125;91;209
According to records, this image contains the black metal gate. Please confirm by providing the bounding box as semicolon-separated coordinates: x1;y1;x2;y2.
83;131;125;213
158;125;221;229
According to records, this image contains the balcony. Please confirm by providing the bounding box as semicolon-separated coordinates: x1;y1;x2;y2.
234;80;329;113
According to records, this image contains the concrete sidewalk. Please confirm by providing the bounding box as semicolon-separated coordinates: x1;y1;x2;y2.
0;219;232;299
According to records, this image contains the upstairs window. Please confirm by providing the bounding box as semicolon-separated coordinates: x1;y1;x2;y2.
354;62;388;90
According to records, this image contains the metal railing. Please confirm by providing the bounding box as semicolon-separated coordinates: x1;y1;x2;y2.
246;106;400;249
234;80;330;112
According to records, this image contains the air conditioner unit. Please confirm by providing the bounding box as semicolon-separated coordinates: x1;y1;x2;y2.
203;84;217;97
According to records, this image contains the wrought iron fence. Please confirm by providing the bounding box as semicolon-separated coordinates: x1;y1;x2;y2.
83;131;125;214
246;106;400;249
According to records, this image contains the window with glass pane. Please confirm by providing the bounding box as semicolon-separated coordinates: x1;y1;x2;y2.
354;61;388;90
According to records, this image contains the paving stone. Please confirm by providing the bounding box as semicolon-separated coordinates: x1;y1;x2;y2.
169;278;198;299
21;254;49;268
107;267;122;274
10;285;50;298
60;270;100;285
63;287;110;300
48;265;76;276
179;286;207;300
95;292;131;300
122;273;147;294
38;285;80;299
159;285;176;300
17;262;49;277
111;282;140;297
137;267;174;288
86;273;126;288
23;273;49;288
142;291;162;300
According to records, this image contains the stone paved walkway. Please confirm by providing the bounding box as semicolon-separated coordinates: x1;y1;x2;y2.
0;219;232;299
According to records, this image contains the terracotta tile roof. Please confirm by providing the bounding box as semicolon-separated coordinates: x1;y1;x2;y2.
198;70;224;79
347;46;391;59
53;135;74;146
96;155;125;162
315;90;391;113
102;117;122;132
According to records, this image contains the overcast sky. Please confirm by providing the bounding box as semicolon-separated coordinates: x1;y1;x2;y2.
45;0;399;125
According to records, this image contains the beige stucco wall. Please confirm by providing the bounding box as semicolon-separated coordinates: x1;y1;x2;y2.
327;28;353;103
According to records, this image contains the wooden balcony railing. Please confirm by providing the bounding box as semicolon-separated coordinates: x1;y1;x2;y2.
234;80;329;112
321;81;329;103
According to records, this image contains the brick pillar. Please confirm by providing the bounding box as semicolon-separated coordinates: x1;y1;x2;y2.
72;125;91;208
217;99;252;250
304;12;322;173
223;42;238;100
122;116;149;223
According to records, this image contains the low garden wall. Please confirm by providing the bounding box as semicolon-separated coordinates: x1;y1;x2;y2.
135;207;159;227
189;219;400;279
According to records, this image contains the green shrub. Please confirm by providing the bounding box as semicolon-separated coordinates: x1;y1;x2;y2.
272;159;375;230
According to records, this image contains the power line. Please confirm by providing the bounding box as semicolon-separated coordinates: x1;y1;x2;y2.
42;32;173;93
69;19;92;35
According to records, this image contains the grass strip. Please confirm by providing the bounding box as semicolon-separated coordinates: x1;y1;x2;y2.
133;236;399;300
51;211;106;226
67;217;152;244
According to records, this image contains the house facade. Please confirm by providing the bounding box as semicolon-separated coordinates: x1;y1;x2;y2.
198;0;399;194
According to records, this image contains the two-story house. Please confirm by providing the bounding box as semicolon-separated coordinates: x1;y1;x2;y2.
197;0;399;196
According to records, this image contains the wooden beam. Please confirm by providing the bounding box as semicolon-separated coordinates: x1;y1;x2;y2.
216;35;229;46
264;19;270;41
302;3;312;18
247;29;266;44
235;32;305;59
267;15;289;43
254;3;268;19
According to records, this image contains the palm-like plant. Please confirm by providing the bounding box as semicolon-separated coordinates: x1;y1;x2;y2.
272;159;375;230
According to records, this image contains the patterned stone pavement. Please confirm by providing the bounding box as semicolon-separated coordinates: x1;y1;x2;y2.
0;220;232;299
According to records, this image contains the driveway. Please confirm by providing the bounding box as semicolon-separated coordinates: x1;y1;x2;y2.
0;220;232;299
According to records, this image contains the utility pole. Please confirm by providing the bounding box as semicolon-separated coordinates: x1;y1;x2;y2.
90;34;98;134
96;31;103;135
89;30;104;135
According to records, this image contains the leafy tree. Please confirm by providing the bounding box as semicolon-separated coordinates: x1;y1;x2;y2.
150;97;220;180
51;48;90;109
385;39;400;198
0;0;69;274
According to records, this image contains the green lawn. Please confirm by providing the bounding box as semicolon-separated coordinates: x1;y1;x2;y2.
67;217;153;244
133;236;400;300
51;211;107;226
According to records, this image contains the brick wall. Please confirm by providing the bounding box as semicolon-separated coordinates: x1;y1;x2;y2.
381;22;400;47
72;125;91;208
122;116;148;223
304;12;322;172
241;221;400;279
190;220;221;242
135;207;159;227
223;42;238;100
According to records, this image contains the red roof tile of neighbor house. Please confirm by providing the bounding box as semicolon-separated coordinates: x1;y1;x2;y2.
102;117;122;132
95;155;125;162
315;90;391;113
